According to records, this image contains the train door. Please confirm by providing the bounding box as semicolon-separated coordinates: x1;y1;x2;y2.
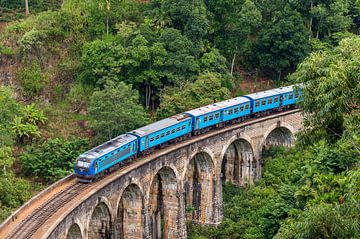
279;95;283;107
196;118;199;129
145;136;149;149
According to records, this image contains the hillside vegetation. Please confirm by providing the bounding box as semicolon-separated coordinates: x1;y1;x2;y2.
0;1;359;237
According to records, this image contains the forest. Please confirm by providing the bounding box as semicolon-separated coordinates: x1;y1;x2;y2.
0;0;359;238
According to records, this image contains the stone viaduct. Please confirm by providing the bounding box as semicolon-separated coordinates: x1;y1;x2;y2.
43;110;302;239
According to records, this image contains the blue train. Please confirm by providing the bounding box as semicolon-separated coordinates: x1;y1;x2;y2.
74;85;302;182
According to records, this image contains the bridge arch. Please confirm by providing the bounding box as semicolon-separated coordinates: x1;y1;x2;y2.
184;150;215;223
220;136;256;185
66;222;82;239
87;199;112;239
115;183;144;239
262;123;295;151
148;166;179;239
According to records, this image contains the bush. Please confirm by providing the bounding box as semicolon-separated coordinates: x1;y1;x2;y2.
0;175;33;222
20;137;89;182
11;103;47;143
16;63;46;98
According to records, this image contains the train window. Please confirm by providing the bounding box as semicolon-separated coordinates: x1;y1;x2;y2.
268;98;272;104
204;116;208;122
289;94;293;99
161;133;165;137
209;115;214;120
172;129;175;133
282;95;286;100
240;105;244;111
150;137;154;142
274;97;278;103
255;100;260;107
155;135;159;140
166;131;170;135
229;109;233;115
176;127;180;131
234;107;238;113
182;125;186;129
245;104;249;109
262;99;266;105
215;113;220;118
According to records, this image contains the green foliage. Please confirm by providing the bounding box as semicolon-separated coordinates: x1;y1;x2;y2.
20;137;89;182
11;103;47;143
79;24;229;110
0;86;20;146
256;7;310;77
89;82;150;143
0;146;15;176
0;175;33;222
290;36;360;141
156;72;231;119
16;63;46;98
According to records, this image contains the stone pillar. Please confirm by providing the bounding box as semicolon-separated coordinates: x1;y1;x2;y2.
177;189;187;239
212;175;223;225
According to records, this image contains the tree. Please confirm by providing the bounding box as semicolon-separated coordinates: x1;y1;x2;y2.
256;7;310;79
230;0;262;74
25;0;29;16
156;72;231;119
89;82;150;143
290;36;360;140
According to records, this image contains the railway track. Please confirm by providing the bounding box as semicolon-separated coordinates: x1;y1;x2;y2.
5;182;90;239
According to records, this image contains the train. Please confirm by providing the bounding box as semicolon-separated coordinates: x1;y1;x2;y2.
74;85;302;182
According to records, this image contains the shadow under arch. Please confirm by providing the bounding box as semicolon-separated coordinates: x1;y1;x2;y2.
263;126;295;151
221;138;255;185
88;202;112;239
184;151;214;223
116;183;144;239
148;166;179;239
66;223;82;239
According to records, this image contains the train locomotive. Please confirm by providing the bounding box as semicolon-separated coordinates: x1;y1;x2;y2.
74;85;302;182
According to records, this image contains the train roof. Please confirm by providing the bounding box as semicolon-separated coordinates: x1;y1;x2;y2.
81;134;137;159
273;85;295;94
185;103;223;117
215;97;250;108
130;113;190;137
244;89;280;100
185;97;250;117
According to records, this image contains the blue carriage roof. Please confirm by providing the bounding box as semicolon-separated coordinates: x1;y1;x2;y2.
130;113;190;137
273;85;295;94
185;97;251;117
215;97;251;108
82;134;137;158
244;89;280;100
185;103;222;117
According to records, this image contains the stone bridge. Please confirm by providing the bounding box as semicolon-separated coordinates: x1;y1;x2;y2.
36;110;303;239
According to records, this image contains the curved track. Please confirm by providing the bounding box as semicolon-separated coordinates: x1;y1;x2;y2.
0;109;301;239
5;182;89;239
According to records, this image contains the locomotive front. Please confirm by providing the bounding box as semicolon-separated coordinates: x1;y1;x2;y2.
74;153;97;182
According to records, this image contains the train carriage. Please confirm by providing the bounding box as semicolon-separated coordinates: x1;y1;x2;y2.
244;90;281;114
216;97;251;123
130;113;192;152
273;85;302;107
185;104;223;132
74;134;138;182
